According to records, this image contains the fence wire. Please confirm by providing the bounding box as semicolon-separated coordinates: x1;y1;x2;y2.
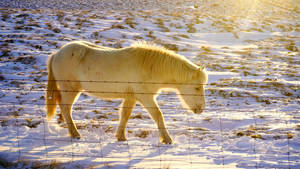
0;76;298;168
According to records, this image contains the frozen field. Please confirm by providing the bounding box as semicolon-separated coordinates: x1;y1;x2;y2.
0;0;299;168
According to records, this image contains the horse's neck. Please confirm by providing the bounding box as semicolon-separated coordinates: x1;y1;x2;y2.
165;61;198;83
129;46;199;86
153;63;199;89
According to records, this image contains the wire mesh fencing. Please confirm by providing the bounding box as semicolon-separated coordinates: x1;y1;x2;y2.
0;78;299;168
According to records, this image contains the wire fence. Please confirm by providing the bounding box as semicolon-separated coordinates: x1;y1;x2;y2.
0;77;298;168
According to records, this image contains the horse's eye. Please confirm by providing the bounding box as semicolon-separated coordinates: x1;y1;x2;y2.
195;87;202;91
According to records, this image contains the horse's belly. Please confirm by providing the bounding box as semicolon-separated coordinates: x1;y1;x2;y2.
80;82;136;99
85;91;122;99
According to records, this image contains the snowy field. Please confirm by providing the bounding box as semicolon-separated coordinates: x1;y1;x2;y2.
0;0;299;168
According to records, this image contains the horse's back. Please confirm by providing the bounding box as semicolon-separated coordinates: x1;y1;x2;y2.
50;41;143;96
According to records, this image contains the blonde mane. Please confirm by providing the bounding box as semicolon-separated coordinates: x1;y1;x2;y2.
129;42;201;82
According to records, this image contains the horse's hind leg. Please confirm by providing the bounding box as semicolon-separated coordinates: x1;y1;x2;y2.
59;91;81;139
115;98;136;141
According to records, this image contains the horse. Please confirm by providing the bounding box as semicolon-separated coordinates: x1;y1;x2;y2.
46;41;208;144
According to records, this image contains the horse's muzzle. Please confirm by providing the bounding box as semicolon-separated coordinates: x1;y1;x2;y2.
193;103;205;114
193;108;204;114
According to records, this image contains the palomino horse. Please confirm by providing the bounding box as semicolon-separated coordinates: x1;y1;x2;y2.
46;41;208;144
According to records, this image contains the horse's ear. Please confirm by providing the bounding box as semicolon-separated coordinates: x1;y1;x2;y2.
197;65;208;84
197;65;205;71
197;65;206;79
202;65;206;71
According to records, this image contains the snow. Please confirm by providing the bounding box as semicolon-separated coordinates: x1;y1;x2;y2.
0;0;299;168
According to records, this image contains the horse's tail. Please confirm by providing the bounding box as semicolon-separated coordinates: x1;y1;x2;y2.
46;53;61;120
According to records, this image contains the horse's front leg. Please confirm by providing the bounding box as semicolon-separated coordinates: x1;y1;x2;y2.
115;98;136;141
138;96;172;144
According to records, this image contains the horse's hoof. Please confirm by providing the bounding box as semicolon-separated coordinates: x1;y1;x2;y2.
115;132;127;141
71;133;81;139
116;135;127;141
71;136;81;140
117;138;127;142
161;137;173;144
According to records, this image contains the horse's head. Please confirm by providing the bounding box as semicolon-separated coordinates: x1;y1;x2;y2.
177;66;208;114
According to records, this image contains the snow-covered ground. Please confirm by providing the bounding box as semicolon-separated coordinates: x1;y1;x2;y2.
0;0;299;168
